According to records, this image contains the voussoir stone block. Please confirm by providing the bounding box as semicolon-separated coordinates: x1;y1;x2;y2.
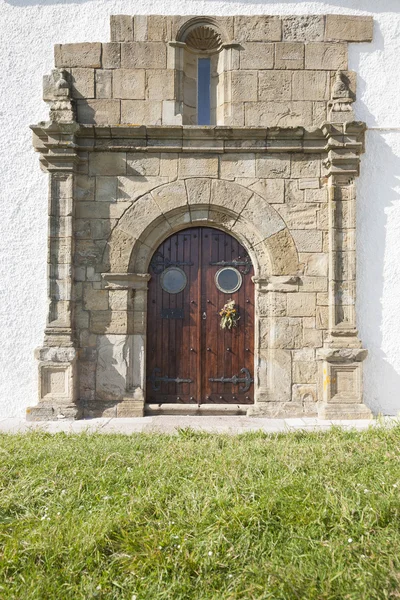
55;43;102;68
234;16;282;42
185;178;211;205
212;179;253;215
282;16;324;42
325;15;373;42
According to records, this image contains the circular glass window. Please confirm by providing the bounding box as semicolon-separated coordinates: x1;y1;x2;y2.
160;267;187;294
215;267;242;294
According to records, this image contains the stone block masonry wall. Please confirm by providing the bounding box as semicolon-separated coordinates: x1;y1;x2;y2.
53;14;372;127
28;14;373;420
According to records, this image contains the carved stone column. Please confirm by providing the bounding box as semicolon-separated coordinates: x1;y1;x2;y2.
318;122;372;419
27;71;81;420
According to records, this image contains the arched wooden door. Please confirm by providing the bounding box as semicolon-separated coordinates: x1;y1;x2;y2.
146;227;254;406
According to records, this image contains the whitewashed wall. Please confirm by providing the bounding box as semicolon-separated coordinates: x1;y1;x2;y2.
1;0;400;417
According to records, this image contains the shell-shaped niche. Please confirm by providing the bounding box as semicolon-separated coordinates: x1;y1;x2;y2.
184;25;222;52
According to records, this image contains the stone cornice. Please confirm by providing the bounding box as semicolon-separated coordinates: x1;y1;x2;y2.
31;122;367;165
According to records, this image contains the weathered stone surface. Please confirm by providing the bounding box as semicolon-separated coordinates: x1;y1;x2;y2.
270;317;303;349
112;69;145;99
179;154;218;178
292;229;323;252
55;43;102;68
275;42;304;69
258;71;291;101
83;285;109;310
256;154;291;178
95;70;112;99
325;15;373;42
147;15;172;41
305;42;347;70
147;70;175;101
212;179;253;215
76;100;121;125
117;193;162;240
96;176;118;202
96;334;130;399
292;71;330;101
291;154;321;178
246;178;285;204
293;361;317;383
282;16;324;42
240;43;274;70
89;153;126;176
70;68;94;99
292;383;317;404
245;101;313;127
121;42;167;69
127;153;160;176
266;228;299;275
121;100;162;125
234;16;282;42
102;43;121;68
117;176;168;202
231;71;258;102
241;195;285;240
110;15;134;42
287;292;316;317
300;253;328;277
151;180;188;213
220;153;256;180
185;178;211;205
275;204;318;230
284;180;304;204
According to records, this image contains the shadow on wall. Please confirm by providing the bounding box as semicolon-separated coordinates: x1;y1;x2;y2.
357;126;400;416
4;0;400;13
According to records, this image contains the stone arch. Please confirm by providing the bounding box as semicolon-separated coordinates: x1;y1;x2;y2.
176;17;230;49
107;178;299;278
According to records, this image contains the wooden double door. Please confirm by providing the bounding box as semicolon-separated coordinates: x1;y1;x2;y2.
146;227;254;405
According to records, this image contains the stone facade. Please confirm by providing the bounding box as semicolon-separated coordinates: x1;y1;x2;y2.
27;14;374;420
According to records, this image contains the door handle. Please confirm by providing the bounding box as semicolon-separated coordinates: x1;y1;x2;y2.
202;311;207;320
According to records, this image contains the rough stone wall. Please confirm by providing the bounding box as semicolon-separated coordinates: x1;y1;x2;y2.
53;14;372;127
73;147;326;416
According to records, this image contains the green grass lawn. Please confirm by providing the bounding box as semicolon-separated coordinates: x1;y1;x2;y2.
0;427;399;599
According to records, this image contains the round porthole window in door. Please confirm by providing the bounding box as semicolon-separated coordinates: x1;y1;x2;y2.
160;266;187;294
215;267;242;294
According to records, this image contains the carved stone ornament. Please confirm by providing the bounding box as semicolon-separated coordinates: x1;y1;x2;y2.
43;69;75;124
328;70;354;122
184;25;222;52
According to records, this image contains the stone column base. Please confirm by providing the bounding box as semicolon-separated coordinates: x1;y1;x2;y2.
317;347;372;420
27;346;80;421
26;403;82;421
318;402;372;420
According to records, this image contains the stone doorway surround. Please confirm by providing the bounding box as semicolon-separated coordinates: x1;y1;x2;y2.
28;14;374;420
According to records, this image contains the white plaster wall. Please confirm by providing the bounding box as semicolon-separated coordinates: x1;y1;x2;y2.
1;0;400;417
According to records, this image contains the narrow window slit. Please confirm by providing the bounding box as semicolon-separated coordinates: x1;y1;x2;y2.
197;58;211;125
